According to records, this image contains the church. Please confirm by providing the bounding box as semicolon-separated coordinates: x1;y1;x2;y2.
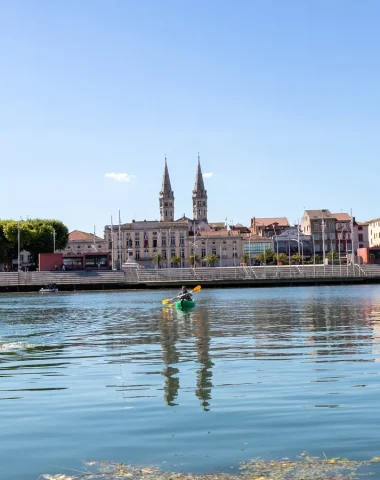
105;157;242;268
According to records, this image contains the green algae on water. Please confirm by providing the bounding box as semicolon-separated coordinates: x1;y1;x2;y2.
39;453;380;480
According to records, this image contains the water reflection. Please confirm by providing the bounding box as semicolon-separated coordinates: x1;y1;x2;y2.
159;307;214;410
4;288;380;479
159;311;180;406
193;308;213;411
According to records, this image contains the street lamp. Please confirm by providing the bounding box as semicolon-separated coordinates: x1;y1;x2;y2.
321;213;326;273
52;229;56;253
17;219;21;271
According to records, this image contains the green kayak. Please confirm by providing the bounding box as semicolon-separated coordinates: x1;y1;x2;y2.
175;299;196;310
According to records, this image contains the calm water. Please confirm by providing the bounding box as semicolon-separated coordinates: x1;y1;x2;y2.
1;285;380;479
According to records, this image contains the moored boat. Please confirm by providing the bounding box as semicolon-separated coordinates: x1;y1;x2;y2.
39;283;59;293
175;299;196;310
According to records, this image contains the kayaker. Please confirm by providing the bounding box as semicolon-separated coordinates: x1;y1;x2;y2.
178;286;192;301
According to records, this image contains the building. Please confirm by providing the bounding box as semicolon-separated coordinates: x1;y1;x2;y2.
367;218;380;247
333;213;353;255
273;228;312;257
250;217;290;238
61;230;107;255
301;209;342;255
196;230;242;267
355;222;369;249
105;157;219;268
39;252;110;271
301;209;369;257
357;247;380;264
242;234;272;263
11;249;33;271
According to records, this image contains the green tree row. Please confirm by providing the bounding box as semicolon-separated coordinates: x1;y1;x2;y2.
152;252;220;267
0;219;69;266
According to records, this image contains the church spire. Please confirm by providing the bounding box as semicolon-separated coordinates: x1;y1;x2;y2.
192;154;208;222
159;156;175;222
194;153;205;192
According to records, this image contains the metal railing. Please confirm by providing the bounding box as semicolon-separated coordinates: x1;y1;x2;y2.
1;263;380;287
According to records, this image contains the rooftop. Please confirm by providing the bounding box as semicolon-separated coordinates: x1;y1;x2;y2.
304;209;334;219
69;230;104;242
332;213;351;222
251;217;290;227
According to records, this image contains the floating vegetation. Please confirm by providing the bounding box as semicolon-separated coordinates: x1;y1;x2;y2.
39;453;380;480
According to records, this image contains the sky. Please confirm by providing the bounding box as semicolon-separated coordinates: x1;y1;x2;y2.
1;1;380;236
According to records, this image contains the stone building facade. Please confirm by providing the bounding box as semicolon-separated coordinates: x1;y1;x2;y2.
104;158;243;268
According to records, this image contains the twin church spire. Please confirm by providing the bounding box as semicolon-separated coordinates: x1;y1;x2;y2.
159;155;208;223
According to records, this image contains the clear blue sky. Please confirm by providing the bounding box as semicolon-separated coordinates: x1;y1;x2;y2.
1;1;379;236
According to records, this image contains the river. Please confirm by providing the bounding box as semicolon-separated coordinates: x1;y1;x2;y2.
1;285;380;479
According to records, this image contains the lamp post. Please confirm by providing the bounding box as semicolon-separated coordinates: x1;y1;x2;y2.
338;230;341;277
351;209;355;276
110;216;114;271
17;219;21;271
52;229;56;253
273;224;279;276
321;214;326;274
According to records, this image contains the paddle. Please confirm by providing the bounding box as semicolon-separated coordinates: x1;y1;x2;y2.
162;285;201;306
168;285;202;307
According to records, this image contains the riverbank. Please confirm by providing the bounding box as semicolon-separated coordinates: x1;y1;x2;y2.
1;264;380;292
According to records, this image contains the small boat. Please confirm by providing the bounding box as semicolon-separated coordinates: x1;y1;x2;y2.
175;299;196;310
39;284;59;293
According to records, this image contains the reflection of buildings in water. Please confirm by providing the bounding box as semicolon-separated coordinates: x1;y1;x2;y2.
193;308;213;411
159;311;180;406
370;306;380;362
303;297;375;358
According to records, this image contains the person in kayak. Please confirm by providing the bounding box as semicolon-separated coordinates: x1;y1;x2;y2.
178;286;192;301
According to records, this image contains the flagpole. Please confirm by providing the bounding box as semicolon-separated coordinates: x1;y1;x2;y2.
111;216;114;270
118;210;122;269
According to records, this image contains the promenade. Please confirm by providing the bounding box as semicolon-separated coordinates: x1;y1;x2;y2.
1;264;380;292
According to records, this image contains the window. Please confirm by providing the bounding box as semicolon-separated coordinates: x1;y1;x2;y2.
134;233;140;247
313;234;320;240
135;250;140;260
359;243;363;248
161;233;167;247
180;248;185;258
179;232;185;246
359;226;363;231
222;247;227;258
170;233;175;246
162;249;167;259
212;248;217;255
358;234;363;242
171;249;176;258
201;248;206;257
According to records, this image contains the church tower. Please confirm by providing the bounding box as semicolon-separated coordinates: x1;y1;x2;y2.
159;157;175;222
192;155;208;222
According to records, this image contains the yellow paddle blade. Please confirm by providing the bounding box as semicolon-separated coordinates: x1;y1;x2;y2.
192;285;201;293
162;298;171;305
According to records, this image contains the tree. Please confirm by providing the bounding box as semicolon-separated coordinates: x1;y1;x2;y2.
171;255;181;267
277;253;289;265
240;252;250;265
152;253;165;268
307;253;322;264
203;253;218;266
0;219;69;265
326;251;338;260
187;253;201;268
291;253;302;264
256;249;276;264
